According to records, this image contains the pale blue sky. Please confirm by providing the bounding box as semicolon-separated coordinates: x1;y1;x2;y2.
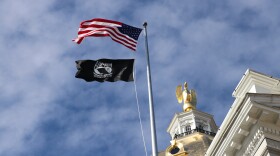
1;0;280;156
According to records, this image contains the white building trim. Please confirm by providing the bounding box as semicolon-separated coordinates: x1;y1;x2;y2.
206;69;280;156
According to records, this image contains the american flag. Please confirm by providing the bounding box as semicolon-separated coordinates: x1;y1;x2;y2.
73;18;142;51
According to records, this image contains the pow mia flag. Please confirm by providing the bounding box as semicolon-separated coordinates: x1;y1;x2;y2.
75;59;134;82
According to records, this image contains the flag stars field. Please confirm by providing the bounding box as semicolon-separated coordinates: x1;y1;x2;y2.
118;24;143;41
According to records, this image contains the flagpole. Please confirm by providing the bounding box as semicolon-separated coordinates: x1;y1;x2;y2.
143;22;158;156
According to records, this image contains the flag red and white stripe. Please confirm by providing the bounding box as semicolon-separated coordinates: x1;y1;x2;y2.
73;18;142;51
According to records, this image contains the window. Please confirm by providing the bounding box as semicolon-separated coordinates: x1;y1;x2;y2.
198;124;204;130
185;125;191;131
169;146;180;154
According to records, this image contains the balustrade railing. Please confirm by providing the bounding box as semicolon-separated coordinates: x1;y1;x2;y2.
173;128;216;139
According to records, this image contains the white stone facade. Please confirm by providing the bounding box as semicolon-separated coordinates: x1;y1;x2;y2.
206;69;280;156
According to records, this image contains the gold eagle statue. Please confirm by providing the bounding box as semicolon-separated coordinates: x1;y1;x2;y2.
176;82;197;112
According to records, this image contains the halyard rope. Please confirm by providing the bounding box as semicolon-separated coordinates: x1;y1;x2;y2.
133;63;148;156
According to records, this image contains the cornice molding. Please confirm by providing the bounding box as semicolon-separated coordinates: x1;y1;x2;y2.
244;127;264;155
206;93;280;156
244;126;280;155
233;69;280;98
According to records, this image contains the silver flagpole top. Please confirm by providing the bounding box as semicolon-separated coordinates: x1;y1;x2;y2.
143;22;148;27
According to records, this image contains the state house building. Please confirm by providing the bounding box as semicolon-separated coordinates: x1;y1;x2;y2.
159;69;280;156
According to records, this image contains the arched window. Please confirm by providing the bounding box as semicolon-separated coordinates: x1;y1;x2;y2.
185;125;191;131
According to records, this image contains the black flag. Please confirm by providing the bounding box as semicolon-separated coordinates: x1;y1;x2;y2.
75;59;134;82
